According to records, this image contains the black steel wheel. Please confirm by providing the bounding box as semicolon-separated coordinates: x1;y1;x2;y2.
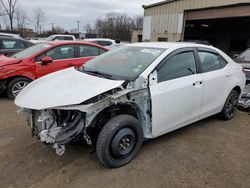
96;115;143;168
111;128;136;159
220;90;239;120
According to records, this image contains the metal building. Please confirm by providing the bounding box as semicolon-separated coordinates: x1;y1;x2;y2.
143;0;250;54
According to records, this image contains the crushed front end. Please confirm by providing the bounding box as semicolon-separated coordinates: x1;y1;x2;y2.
25;109;90;155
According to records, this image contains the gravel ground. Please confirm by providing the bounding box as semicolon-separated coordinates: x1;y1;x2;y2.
0;98;249;188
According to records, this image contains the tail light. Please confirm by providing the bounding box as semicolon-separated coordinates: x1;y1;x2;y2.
242;67;246;75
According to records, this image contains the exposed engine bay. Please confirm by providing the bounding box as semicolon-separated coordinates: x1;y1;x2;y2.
22;86;152;156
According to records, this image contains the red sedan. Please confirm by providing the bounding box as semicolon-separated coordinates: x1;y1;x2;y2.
0;41;108;99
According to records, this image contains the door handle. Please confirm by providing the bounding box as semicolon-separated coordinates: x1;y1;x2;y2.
226;73;232;77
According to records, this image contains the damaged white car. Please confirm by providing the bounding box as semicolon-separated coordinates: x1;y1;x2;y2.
15;42;246;168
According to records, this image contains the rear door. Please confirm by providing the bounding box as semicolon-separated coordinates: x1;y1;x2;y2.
150;48;203;137
75;44;107;67
197;48;231;118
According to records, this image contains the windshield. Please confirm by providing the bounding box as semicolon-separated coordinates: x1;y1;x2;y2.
11;43;51;59
81;46;165;80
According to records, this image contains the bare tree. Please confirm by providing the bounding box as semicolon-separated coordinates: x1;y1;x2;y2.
91;13;143;41
0;0;18;31
33;7;45;35
85;23;94;34
131;15;143;30
15;7;27;31
0;4;6;16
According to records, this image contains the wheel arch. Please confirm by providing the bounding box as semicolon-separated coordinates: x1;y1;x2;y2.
6;75;33;85
90;103;141;128
232;85;241;95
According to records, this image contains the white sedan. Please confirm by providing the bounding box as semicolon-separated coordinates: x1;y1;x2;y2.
15;42;246;168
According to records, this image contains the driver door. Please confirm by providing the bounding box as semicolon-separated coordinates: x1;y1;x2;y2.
149;48;203;137
35;45;76;78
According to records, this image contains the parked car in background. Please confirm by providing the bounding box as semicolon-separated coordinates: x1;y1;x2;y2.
235;48;250;84
0;32;23;39
85;38;123;49
0;36;34;56
15;42;245;168
0;41;108;99
29;35;76;44
47;34;76;41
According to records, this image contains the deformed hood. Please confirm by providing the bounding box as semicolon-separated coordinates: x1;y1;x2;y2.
0;55;21;67
15;67;125;110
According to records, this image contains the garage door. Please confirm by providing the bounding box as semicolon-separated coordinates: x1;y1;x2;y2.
186;5;250;21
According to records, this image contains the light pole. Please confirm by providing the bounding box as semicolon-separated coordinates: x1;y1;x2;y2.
76;21;80;33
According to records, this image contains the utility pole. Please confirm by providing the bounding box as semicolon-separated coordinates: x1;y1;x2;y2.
51;23;54;32
76;20;80;34
39;25;42;35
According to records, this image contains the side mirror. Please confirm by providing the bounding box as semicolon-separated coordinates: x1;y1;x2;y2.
149;70;158;86
115;39;120;44
41;56;53;65
233;54;239;59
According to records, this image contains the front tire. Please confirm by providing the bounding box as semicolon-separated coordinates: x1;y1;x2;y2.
220;90;239;120
96;115;143;168
7;77;31;99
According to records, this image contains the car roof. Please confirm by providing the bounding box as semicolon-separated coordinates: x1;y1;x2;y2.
44;41;109;50
85;38;114;42
127;42;214;50
49;34;75;37
0;32;22;38
0;35;31;42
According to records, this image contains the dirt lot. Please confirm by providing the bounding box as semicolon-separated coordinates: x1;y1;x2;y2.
0;98;249;188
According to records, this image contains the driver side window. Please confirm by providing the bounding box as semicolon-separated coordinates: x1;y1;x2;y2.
46;45;75;60
35;45;75;62
157;51;197;83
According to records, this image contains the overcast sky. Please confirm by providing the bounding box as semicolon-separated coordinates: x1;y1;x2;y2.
3;0;160;32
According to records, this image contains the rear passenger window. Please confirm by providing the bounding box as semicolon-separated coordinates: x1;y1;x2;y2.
198;51;228;72
158;51;197;82
79;45;99;57
99;48;107;54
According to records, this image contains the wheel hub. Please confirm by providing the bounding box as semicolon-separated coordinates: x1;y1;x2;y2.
111;128;136;159
12;81;29;97
226;93;238;117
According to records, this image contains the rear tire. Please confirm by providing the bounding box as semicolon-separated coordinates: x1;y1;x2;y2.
96;115;143;168
7;77;31;99
220;90;239;120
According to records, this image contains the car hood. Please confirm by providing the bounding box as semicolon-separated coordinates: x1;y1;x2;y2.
15;67;125;110
0;55;21;67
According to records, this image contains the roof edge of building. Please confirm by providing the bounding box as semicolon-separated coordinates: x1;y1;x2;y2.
142;0;177;9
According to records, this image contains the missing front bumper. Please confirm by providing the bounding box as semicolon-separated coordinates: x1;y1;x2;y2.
28;110;91;155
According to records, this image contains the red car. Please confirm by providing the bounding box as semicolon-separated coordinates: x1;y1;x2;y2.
0;41;108;99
